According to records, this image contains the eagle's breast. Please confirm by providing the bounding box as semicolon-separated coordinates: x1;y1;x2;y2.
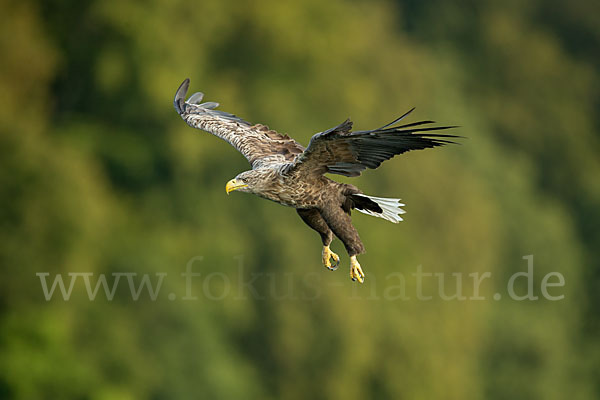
253;169;324;208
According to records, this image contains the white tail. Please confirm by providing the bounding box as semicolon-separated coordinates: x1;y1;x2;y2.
355;195;406;223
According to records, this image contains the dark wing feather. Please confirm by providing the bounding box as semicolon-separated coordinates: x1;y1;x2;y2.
174;79;304;168
291;108;459;177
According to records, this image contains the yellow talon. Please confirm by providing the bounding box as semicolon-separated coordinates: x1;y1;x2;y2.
350;255;365;283
322;245;340;271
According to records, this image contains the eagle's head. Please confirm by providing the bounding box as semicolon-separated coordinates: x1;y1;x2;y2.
225;170;268;195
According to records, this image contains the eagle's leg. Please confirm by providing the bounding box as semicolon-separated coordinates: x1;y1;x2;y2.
319;206;366;283
296;209;339;271
350;256;365;283
322;245;340;271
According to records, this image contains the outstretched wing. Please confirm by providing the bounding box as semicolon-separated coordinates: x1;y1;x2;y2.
290;109;460;177
174;79;304;168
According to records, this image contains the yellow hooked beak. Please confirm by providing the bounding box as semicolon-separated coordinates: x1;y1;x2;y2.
225;179;248;194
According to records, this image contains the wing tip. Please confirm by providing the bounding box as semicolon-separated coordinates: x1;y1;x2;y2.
174;78;191;114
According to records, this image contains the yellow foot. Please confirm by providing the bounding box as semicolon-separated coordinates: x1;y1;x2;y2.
350;256;365;283
322;245;340;271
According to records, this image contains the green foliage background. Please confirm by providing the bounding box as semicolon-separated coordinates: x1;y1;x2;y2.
1;0;598;398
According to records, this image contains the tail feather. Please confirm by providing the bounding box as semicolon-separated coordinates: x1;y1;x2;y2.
351;194;406;223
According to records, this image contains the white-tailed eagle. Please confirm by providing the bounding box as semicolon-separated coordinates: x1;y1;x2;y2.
174;79;458;283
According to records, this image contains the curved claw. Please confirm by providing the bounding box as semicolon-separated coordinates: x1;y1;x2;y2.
322;246;340;271
350;256;365;283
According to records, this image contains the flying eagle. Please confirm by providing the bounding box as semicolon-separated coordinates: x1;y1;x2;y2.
174;78;458;283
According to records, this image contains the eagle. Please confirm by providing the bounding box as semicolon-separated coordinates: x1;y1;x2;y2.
174;78;458;283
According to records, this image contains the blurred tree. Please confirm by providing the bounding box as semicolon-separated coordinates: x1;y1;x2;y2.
0;0;597;398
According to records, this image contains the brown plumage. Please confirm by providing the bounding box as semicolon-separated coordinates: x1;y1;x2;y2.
174;78;459;282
